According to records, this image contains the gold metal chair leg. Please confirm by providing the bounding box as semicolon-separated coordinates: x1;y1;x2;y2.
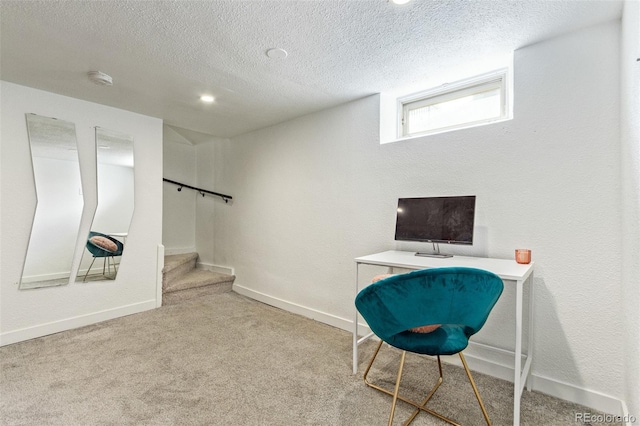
363;342;459;426
388;351;407;426
363;340;385;384
459;352;492;426
403;355;444;425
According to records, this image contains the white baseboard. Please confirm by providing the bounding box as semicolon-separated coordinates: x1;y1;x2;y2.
233;284;628;418
156;244;165;308
197;262;234;276
23;260;124;284
77;264;119;279
440;346;626;417
233;284;352;331
21;271;72;283
529;374;628;419
0;299;157;347
620;401;635;426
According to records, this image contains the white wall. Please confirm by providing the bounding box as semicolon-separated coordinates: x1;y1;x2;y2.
0;81;163;345
162;126;196;253
195;138;232;266
620;0;640;421
211;21;627;413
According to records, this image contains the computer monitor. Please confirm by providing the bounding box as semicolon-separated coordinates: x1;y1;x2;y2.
395;196;476;257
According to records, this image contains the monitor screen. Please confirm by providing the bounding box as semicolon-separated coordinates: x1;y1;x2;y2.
395;196;476;245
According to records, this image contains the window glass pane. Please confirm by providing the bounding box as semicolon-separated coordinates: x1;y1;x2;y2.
406;87;501;136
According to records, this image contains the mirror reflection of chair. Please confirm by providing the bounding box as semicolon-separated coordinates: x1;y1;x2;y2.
82;231;124;281
355;267;504;426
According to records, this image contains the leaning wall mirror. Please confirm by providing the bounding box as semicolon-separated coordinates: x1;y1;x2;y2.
78;127;134;282
19;114;83;289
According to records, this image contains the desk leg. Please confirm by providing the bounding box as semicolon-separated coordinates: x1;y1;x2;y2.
353;263;359;375
514;280;523;426
526;272;535;392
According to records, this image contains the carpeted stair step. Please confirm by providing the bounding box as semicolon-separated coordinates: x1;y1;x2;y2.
162;252;236;306
164;268;235;294
162;253;198;291
162;277;234;306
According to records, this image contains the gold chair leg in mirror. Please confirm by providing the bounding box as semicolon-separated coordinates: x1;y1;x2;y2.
83;257;97;282
459;352;491;425
106;256;118;279
82;256;118;282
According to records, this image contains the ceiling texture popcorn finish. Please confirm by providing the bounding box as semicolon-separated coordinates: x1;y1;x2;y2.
0;0;622;138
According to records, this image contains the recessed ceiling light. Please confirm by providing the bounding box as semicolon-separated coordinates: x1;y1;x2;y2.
390;0;411;4
266;48;288;59
200;95;215;103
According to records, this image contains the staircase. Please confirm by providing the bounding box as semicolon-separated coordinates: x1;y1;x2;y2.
162;253;235;306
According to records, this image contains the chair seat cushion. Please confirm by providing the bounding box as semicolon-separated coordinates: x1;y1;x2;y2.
371;274;395;282
386;324;470;356
409;325;441;333
90;236;118;252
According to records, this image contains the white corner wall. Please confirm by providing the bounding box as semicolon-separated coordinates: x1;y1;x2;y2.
194;137;232;266
0;81;163;345
621;0;640;422
162;126;197;254
161;127;232;259
212;21;627;414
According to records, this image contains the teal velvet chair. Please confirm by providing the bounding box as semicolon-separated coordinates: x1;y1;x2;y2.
82;231;124;281
355;267;504;426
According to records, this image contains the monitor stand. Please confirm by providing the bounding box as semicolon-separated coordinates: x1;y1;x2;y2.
414;242;453;258
415;252;453;258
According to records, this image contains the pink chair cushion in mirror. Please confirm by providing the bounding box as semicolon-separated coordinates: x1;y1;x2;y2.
90;236;118;252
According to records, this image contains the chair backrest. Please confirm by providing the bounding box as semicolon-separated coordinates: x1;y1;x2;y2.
86;231;124;257
355;267;503;342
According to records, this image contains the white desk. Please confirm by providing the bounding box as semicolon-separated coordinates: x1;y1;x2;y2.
353;250;534;426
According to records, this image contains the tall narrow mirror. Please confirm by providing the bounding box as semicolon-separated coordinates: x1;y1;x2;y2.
78;128;134;282
20;114;82;289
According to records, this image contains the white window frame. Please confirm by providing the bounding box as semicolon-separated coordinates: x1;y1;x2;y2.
397;69;510;139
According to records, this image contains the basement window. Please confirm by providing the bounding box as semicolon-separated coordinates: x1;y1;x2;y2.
398;69;509;138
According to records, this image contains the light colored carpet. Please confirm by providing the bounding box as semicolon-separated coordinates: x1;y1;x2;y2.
0;292;621;425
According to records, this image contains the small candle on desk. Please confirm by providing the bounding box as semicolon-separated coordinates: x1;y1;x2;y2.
515;249;531;264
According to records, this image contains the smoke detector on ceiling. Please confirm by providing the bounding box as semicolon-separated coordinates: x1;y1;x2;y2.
266;48;288;59
88;71;113;86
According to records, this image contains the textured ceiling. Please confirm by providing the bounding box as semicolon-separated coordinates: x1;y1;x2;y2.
0;0;622;139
